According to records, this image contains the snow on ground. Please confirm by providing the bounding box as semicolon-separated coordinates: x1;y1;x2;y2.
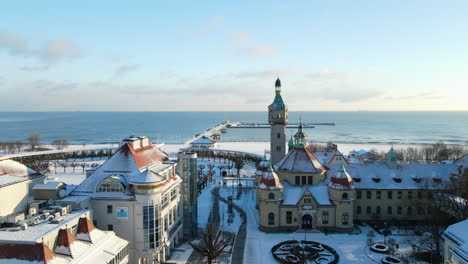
218;188;420;264
165;242;194;264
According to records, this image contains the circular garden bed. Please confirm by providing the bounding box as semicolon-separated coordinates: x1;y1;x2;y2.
271;240;339;264
370;243;390;254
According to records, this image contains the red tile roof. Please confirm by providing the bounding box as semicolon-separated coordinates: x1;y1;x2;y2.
125;143;168;171
77;217;96;236
0;243;56;263
56;228;78;248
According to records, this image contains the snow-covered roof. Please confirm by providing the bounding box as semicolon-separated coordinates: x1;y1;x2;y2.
33;181;64;191
191;136;216;145
326;163;459;190
73;140;172;194
258;164;283;190
275;147;327;173
443;220;468;262
281;181;333;206
0;159;42;188
328;166;354;190
314;150;348;165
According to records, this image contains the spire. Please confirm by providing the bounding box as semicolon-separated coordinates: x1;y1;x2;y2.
293;121;307;148
275;77;281;93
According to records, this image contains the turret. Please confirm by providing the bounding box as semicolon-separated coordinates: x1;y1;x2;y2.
257;162;283;231
328;165;354;231
293;123;307;148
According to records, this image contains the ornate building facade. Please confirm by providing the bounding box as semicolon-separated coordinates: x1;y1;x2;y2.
256;78;463;233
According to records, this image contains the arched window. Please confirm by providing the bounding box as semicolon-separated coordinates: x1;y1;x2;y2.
268;213;275;225
268;193;275;200
357;206;362;214
97;175;126;192
342;193;348;200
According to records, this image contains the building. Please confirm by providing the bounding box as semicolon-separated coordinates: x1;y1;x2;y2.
0;159;46;222
268;77;288;165
176;151;198;240
256;78;464;233
0;210;129;264
0;160;128;264
190;136;217;149
442;220;468;264
71;136;184;264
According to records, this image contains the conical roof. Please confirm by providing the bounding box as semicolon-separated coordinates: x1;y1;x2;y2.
259;163;283;190
328;164;354;190
255;154;270;176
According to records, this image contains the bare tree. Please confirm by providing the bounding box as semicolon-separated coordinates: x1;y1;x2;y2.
15;140;23;153
28;132;40;150
233;157;245;177
188;223;233;264
52;139;69;150
70;162;78;173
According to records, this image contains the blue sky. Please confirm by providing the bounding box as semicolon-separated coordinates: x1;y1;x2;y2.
0;0;467;111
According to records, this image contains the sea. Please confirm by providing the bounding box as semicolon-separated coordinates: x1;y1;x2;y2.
0;112;467;146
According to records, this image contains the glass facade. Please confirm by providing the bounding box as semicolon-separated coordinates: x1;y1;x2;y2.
143;204;160;249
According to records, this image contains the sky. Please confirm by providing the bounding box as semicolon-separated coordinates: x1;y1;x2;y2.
0;1;467;111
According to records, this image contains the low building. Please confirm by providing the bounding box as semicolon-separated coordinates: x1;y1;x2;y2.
0;159;46;222
0;210;129;264
190;136;217;149
442;219;468;264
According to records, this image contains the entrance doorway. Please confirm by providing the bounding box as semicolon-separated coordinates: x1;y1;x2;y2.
301;214;313;229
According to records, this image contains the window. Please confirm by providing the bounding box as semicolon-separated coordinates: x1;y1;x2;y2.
418;191;423;200
97;176;125;192
268;193;275;200
108;224;114;231
276;146;281;151
397;207;402;215
366;191;372;199
171;187;178;201
322;211;329;224
342;193;348;200
303;197;312;204
307;176;313;185
366;206;371;214
357;206;362;214
143;205;159;249
357;191;362;199
286;211;292;224
408;191;413;200
107;205;113;214
268;213;275;225
376;206;381;215
407;206;412;215
387;206;392;215
295;176;300;185
417;207;424;215
397;191;402;199
387;191;393;200
301;176;307;185
277;133;281;139
162;194;169;209
376;191;381;200
342;213;349;225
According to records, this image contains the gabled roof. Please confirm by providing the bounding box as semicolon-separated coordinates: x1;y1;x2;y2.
0;243;56;263
314;150;348;164
275;147;327;173
55;229;78;256
192;136;216;145
281;181;333;206
76;217;97;243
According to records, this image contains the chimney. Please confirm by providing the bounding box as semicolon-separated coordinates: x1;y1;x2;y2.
123;136;141;149
139;136;150;148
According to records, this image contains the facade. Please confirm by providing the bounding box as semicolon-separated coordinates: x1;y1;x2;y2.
176;151;198;240
268;78;288;165
256;78;464;233
190;136;217;149
442;220;468;264
71;136;184;264
0;159;46;220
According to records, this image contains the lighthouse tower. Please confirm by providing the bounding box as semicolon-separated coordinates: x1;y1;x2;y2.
268;78;288;165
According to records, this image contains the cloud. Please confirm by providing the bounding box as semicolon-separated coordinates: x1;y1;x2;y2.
112;64;140;79
234;68;295;79
241;44;277;58
201;16;224;35
0;31;29;56
0;31;83;69
384;91;446;101
37;39;83;63
232;32;252;44
306;70;353;80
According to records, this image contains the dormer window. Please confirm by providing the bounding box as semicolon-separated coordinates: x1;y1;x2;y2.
372;176;381;183
433;177;442;183
353;177;361;183
393;177;402;183
412;176;422;183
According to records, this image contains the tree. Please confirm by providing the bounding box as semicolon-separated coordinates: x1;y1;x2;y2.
15;140;23;153
188;223;233;264
233;156;245;177
52;139;69;150
28;132;40;150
